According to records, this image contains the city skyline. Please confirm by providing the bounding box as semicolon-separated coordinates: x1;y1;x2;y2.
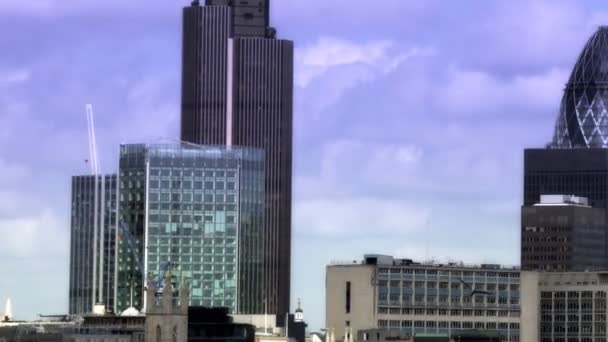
5;0;608;333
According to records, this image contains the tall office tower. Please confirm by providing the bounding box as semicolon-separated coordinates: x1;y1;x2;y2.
522;26;608;271
69;174;118;315
115;144;265;314
180;0;293;319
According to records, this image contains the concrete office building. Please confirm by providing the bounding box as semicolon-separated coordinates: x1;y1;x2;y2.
69;174;118;316
180;0;294;319
327;255;608;342
520;272;608;342
326;255;522;342
115;144;264;314
521;195;607;271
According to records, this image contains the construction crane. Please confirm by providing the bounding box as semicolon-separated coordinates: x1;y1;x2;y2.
86;104;100;175
86;104;105;308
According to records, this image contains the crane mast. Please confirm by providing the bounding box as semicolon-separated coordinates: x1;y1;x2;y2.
86;104;105;308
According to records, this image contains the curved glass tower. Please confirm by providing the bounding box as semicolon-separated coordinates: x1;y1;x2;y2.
553;26;608;148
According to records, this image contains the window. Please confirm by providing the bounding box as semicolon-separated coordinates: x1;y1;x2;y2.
346;281;351;313
173;326;178;342
157;326;161;342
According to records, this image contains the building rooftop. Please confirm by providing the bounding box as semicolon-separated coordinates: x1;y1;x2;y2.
534;194;590;207
329;255;519;271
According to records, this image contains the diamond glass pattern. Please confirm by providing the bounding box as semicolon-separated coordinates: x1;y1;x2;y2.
553;26;608;148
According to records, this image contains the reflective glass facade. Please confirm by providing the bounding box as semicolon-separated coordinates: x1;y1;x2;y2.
69;174;118;315
553;26;608;148
116;144;264;314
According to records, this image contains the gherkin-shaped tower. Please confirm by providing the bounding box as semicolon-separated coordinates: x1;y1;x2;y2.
553;26;608;148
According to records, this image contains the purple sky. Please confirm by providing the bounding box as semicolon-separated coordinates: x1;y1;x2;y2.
1;0;608;331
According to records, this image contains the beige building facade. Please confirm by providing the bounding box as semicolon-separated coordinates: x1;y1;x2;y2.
327;255;608;342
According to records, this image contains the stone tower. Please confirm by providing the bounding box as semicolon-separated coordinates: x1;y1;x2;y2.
145;272;188;342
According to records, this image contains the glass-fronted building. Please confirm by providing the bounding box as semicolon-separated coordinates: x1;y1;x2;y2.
552;26;608;148
116;144;264;314
69;174;118;316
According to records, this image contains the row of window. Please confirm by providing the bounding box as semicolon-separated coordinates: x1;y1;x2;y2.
540;323;604;334
378;268;519;278
541;313;606;322
379;280;519;291
377;319;520;330
378;307;520;317
149;180;238;191
148;237;235;245
541;291;607;299
149;169;237;178
378;294;519;305
540;337;603;342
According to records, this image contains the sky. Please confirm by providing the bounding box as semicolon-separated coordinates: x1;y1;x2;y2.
2;0;608;332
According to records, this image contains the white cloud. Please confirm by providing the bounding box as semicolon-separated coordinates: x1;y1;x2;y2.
294;197;430;237
295;37;429;88
0;208;67;258
0;68;30;86
0;0;175;17
437;66;567;116
295;139;425;199
0;158;29;186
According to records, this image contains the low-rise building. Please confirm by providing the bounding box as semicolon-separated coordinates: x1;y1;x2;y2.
327;255;608;342
326;255;521;342
520;272;608;342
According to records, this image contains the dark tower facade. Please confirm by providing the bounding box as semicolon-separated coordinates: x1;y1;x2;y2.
522;26;608;271
180;1;293;319
69;174;118;315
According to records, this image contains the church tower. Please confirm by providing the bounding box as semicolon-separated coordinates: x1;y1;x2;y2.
145;272;188;342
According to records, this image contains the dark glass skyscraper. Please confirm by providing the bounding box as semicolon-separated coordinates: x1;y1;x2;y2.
69;174;118;315
522;26;608;271
180;0;293;319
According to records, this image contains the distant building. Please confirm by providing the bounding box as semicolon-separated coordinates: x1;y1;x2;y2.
115;144;265;314
326;255;521;342
521;195;607;271
326;255;608;342
188;307;255;342
551;26;608;149
522;26;608;274
63;314;145;342
520;272;608;342
181;0;294;320
69;174;118;316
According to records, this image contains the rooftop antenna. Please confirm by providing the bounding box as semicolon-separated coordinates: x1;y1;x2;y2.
424;216;431;262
